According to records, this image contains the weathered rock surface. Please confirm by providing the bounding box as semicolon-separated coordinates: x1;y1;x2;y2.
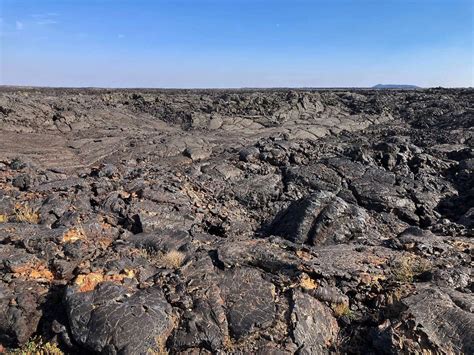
291;291;339;354
400;286;474;354
269;191;372;245
66;283;175;354
0;87;472;353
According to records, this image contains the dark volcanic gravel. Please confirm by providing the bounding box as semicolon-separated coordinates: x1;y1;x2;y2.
0;87;472;354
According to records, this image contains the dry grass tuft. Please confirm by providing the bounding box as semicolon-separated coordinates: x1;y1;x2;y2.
0;214;7;223
392;255;431;283
332;302;352;318
159;250;186;269
134;248;186;269
14;203;40;224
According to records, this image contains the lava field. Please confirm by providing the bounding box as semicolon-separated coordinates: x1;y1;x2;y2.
0;87;472;354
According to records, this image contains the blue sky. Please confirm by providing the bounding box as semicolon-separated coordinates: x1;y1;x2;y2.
0;0;472;87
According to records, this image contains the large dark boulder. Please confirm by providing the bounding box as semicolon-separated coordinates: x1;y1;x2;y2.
269;191;371;245
65;283;175;354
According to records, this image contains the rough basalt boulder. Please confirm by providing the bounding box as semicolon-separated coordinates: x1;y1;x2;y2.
218;268;276;340
269;191;371;245
400;286;474;354
291;291;339;354
65;283;175;354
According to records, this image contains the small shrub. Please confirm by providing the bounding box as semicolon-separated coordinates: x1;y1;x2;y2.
14;204;40;224
8;336;63;355
392;255;431;283
136;248;186;269
332;302;353;318
159;250;185;269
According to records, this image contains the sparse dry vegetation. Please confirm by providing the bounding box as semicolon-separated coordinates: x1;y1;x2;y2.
0;214;7;223
392;255;431;283
332;302;353;318
159;250;186;269
14;204;40;224
136;248;187;269
7;336;63;355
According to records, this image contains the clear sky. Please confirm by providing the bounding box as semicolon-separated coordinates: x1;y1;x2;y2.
0;0;472;88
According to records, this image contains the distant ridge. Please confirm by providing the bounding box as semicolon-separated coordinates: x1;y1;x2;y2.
373;84;420;89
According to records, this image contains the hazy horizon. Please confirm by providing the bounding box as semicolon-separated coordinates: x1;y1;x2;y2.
1;0;473;88
0;84;446;90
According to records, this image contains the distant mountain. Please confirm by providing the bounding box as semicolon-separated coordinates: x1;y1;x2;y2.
373;84;420;89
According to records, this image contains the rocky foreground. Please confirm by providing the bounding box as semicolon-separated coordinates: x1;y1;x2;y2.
0;88;472;354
